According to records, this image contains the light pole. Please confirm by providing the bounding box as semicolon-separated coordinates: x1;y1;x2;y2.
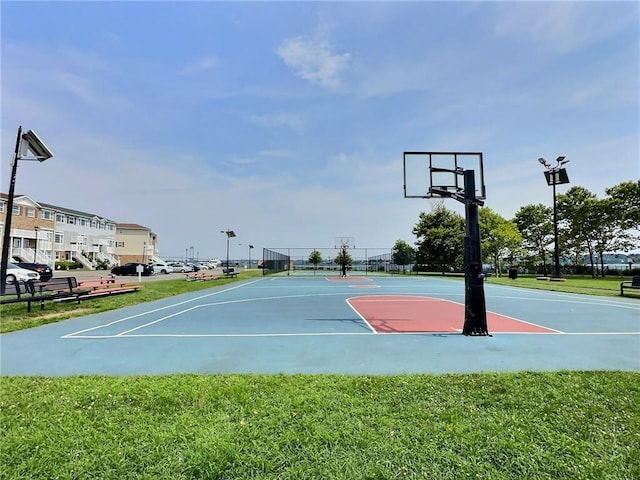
249;245;254;268
220;230;236;268
538;156;570;279
33;227;39;262
1;127;53;292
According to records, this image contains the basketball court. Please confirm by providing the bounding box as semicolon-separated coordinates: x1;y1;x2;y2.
1;274;638;375
2;152;637;375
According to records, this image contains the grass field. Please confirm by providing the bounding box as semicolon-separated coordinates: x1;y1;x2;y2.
2;372;639;479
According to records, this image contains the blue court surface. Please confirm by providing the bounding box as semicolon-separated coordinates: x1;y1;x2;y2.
1;275;638;375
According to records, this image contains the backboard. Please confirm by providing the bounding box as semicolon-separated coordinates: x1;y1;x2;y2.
403;152;485;201
334;236;355;249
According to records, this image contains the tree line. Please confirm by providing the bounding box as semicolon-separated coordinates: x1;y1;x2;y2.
392;180;639;277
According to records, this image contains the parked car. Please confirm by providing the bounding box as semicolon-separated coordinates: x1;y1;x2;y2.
111;262;153;276
152;261;174;274
169;262;193;273
14;262;53;281
3;262;41;283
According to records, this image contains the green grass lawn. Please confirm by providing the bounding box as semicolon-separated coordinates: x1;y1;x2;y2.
2;372;639;479
485;273;638;297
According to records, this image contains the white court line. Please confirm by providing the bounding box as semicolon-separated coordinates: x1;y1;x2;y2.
62;278;264;338
63;291;361;338
346;295;565;334
62;331;640;340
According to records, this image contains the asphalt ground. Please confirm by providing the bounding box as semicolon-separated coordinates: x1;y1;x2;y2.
2;274;638;376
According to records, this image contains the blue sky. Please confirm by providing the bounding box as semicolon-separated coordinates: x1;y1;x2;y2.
2;1;638;260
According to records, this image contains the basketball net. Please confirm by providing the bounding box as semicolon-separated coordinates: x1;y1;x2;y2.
428;197;445;212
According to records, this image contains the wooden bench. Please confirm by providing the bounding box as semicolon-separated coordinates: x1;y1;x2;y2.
620;276;640;296
72;278;142;299
222;268;238;278
0;281;46;313
185;271;220;281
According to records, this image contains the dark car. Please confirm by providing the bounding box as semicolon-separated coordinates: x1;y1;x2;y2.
14;262;53;281
111;262;153;276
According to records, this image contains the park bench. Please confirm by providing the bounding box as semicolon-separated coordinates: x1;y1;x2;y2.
222;268;238;278
33;277;91;305
620;276;640;296
185;271;220;281
0;281;46;312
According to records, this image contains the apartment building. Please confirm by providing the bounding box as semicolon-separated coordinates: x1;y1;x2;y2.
0;193;158;269
114;223;158;265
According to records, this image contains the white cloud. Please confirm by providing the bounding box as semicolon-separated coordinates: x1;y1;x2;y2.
276;30;351;90
494;2;638;54
249;112;305;132
180;55;220;75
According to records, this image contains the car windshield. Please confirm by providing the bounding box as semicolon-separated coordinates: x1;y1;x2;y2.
6;263;19;269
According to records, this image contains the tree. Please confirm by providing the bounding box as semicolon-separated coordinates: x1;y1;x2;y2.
514;204;553;275
605;180;640;230
479;207;523;276
308;250;322;273
557;186;600;277
334;249;353;273
590;198;636;276
391;239;415;274
413;206;464;274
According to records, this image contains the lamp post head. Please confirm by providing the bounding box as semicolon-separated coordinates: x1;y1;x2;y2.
538;157;551;168
20;130;54;161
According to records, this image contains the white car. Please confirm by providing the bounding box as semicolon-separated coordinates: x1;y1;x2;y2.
152;262;174;274
169;262;193;273
4;262;41;283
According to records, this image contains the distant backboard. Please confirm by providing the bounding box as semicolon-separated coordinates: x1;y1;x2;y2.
403;152;485;201
334;236;355;249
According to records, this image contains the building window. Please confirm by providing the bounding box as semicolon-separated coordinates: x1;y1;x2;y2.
91;220;97;228
116;241;125;248
12;205;20;215
0;202;5;213
55;232;64;245
56;213;65;223
42;209;54;220
79;218;87;226
67;215;75;225
27;208;36;218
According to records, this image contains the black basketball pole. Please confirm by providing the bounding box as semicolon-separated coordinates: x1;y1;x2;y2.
462;170;488;335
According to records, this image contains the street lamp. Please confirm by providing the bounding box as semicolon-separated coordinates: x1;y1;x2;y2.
1;127;54;292
220;230;236;268
33;227;40;262
538;156;570;279
249;245;254;268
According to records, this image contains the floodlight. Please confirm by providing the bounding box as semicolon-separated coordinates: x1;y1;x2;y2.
227;230;236;238
20;130;54;161
555;156;566;164
538;157;550;167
